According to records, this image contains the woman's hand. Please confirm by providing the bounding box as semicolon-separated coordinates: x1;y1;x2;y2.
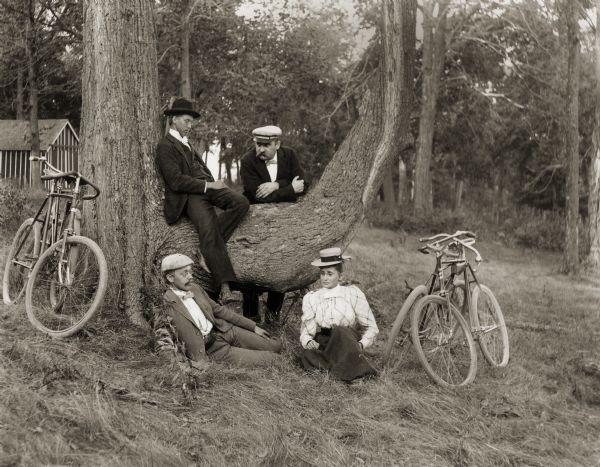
306;340;319;350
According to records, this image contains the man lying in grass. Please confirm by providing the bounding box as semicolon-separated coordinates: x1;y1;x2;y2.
159;253;281;366
299;248;379;381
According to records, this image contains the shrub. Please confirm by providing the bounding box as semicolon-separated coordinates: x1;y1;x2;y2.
0;180;45;236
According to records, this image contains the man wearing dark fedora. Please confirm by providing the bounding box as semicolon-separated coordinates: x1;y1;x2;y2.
156;98;249;302
239;125;307;323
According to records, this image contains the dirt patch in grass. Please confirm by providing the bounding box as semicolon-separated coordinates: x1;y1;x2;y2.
1;225;599;466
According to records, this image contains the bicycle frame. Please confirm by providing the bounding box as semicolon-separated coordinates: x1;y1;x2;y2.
9;157;97;276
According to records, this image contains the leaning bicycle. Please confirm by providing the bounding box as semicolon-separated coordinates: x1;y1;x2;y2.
384;231;509;387
2;156;108;338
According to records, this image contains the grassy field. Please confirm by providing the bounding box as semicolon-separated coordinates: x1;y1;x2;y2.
1;225;599;466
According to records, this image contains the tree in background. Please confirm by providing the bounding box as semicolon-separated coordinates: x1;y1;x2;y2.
413;0;449;215
562;0;581;274
585;0;600;271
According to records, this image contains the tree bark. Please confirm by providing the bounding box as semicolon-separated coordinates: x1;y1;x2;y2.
562;0;580;275
413;0;448;216
26;0;40;190
81;0;161;324
585;0;600;271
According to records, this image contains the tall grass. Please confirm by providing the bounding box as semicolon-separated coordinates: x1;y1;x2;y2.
0;226;599;466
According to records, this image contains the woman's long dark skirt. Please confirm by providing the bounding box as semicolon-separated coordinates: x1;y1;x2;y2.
300;327;377;382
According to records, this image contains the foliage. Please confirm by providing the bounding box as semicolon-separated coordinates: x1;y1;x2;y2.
0;0;82;124
0;180;44;235
155;0;362;180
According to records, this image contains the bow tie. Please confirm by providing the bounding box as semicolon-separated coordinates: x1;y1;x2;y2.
265;159;277;166
176;291;194;300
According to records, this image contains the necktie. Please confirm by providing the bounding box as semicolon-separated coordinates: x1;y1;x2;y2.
182;291;194;300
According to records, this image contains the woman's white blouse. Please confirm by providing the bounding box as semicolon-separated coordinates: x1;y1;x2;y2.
300;285;379;349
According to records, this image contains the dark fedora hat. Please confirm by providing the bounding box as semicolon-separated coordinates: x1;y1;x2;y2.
164;97;200;118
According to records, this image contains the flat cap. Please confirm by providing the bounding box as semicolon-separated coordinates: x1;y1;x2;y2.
252;125;282;143
161;253;194;273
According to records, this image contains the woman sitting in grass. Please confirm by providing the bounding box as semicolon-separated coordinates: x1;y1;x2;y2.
299;247;379;382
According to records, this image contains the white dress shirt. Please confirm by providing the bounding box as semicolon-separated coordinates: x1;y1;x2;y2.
172;289;213;336
300;285;379;349
169;128;190;149
265;152;278;182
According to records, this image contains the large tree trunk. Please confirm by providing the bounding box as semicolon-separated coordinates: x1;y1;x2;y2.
26;0;40;190
81;0;161;324
413;0;447;216
169;0;418;295
585;0;600;271
81;0;416;322
562;0;580;275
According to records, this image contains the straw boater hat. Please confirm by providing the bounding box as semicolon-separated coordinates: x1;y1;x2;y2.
161;253;194;273
311;247;351;267
164;97;200;118
252;125;282;143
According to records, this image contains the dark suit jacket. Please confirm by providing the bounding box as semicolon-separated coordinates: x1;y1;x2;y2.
162;283;257;361
240;146;306;203
156;134;215;224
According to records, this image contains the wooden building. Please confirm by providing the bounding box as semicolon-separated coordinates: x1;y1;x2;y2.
0;119;79;186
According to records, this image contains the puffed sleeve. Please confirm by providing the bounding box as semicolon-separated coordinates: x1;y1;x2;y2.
300;292;318;348
349;286;379;349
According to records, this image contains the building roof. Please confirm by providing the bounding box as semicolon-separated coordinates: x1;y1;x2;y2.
0;119;79;151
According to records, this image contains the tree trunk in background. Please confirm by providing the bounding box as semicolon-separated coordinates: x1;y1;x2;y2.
26;0;40;190
382;172;396;215
454;180;464;211
414;0;448;216
81;0;161;324
585;0;600;271
16;68;24;119
398;158;408;206
562;0;580;275
180;0;191;99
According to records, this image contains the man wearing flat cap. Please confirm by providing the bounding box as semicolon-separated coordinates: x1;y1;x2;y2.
159;253;282;366
239;125;308;322
156;98;249;303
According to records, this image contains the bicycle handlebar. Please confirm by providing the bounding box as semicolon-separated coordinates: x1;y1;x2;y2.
418;230;482;263
418;230;476;243
31;156;101;200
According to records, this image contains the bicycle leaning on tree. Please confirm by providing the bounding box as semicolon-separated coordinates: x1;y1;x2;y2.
383;231;509;387
2;155;108;338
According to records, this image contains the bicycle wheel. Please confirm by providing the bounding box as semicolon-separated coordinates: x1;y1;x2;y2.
383;285;427;366
3;218;40;305
471;284;509;367
411;295;477;387
25;235;108;338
